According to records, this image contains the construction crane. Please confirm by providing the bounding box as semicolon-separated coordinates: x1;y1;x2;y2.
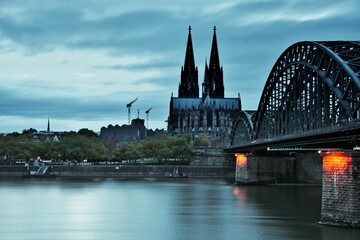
145;107;153;129
126;98;138;124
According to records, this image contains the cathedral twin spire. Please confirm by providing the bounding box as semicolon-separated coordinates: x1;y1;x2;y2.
205;26;224;98
178;26;224;99
178;26;199;98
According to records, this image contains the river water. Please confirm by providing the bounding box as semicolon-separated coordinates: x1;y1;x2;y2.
0;178;359;240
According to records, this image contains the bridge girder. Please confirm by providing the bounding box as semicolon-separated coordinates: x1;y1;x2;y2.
254;41;360;140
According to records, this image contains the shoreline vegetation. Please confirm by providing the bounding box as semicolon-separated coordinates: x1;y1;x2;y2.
0;128;214;166
0;128;235;179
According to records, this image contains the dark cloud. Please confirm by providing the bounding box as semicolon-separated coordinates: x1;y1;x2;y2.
92;59;177;71
0;5;184;54
0;0;359;132
0;87;118;119
0;8;83;53
0;77;172;124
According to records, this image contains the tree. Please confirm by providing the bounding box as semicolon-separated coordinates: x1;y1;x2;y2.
168;134;192;162
22;128;38;135
58;135;107;161
77;128;98;138
193;133;210;147
114;142;142;163
112;134;193;164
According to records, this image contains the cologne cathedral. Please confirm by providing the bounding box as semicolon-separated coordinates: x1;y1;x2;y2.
168;26;241;146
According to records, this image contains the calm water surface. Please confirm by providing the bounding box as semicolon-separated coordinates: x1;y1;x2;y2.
0;178;359;240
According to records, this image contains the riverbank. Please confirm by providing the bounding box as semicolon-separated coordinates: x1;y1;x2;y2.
0;165;235;178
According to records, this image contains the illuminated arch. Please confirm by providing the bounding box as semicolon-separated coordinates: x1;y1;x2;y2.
255;41;360;139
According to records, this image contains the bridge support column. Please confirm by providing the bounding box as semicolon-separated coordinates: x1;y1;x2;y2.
320;151;360;228
234;153;296;184
234;154;252;184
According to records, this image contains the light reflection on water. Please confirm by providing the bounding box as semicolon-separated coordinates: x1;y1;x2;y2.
0;178;359;240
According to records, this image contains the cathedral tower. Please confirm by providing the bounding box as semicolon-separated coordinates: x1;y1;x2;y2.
204;26;224;98
169;25;240;146
178;26;199;98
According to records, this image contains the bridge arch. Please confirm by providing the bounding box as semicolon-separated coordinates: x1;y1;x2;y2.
230;111;256;145
254;41;360;140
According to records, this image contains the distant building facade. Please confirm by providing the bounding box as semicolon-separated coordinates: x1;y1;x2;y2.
168;26;241;146
100;118;147;146
100;115;166;151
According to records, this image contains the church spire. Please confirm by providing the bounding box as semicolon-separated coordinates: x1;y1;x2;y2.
209;26;220;73
184;26;195;73
47;117;50;132
202;58;210;99
178;25;199;98
208;25;224;98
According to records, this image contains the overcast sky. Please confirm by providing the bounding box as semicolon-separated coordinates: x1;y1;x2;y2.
0;0;359;133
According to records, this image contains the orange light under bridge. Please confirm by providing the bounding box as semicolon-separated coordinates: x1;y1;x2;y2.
235;153;247;167
322;152;351;174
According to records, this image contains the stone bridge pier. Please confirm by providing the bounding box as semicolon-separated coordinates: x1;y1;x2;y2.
320;151;360;228
234;151;360;228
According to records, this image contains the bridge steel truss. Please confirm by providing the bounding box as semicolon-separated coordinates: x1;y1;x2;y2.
254;41;360;140
230;111;256;145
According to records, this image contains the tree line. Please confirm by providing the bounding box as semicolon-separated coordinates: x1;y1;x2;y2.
0;129;210;164
114;134;192;164
0;129;108;163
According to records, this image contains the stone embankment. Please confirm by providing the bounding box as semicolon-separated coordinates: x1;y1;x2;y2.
0;165;235;178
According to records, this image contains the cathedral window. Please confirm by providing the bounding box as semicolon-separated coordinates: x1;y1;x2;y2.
207;110;212;129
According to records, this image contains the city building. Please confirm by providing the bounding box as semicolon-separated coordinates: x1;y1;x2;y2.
168;26;241;146
100;118;147;148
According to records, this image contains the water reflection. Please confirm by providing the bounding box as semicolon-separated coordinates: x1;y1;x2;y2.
0;178;358;240
232;186;247;203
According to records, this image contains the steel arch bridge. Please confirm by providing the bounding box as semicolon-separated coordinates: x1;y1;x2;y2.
230;111;256;144
231;41;360;148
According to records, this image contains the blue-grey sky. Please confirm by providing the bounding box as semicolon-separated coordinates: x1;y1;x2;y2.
1;0;359;133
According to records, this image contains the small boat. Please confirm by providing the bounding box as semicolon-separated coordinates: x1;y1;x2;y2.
164;167;187;178
23;166;56;178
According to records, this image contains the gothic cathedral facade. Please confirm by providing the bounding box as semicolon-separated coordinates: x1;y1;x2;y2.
168;26;241;146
